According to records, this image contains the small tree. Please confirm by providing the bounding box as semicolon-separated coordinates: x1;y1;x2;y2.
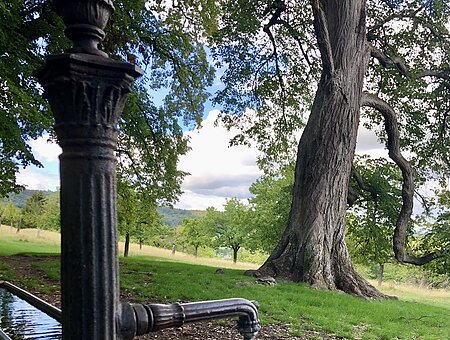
3;201;20;230
0;203;5;227
212;199;251;263
40;191;60;231
248;163;294;253
117;180;138;257
22;191;46;231
180;218;211;257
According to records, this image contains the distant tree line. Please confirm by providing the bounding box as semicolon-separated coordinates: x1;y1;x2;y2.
0;191;60;233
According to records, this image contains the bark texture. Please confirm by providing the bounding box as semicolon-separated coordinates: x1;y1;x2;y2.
259;0;386;298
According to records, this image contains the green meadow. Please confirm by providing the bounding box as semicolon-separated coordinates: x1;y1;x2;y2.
0;227;449;339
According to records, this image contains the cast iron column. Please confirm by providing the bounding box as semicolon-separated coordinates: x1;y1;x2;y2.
36;1;142;339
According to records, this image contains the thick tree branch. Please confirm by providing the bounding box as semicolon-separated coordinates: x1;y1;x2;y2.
368;5;450;42
310;0;334;74
370;46;450;86
418;70;450;82
370;46;408;76
361;92;437;265
367;6;424;36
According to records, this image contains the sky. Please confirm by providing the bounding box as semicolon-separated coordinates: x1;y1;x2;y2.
16;110;387;210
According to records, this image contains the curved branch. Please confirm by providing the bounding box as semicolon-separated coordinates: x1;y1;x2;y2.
361;92;437;265
370;48;450;82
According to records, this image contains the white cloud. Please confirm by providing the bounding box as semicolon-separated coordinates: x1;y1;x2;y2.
29;135;61;163
175;110;262;210
175;190;228;211
15;135;61;191
356;124;388;159
17;167;60;191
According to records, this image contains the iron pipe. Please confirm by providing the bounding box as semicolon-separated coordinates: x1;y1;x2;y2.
120;298;260;340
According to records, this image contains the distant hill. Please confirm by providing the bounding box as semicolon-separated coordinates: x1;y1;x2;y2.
157;207;206;226
2;189;55;208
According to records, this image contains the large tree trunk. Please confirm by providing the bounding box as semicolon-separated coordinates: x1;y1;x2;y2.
259;0;385;298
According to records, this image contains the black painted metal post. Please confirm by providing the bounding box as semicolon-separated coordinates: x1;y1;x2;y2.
36;1;142;339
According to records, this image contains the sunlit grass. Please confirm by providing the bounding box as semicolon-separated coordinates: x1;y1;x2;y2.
368;279;450;310
0;225;257;269
0;225;60;256
1;228;449;339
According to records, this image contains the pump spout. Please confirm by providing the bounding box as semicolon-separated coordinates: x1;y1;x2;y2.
120;298;260;340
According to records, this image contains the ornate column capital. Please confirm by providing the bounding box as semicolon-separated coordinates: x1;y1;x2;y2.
36;53;142;149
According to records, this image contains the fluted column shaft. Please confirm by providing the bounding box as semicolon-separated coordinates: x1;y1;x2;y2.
37;53;141;339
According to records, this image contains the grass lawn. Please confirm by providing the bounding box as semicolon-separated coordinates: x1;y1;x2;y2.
1;226;449;339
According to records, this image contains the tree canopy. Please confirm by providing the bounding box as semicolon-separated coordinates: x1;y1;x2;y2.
0;0;214;204
200;0;450;297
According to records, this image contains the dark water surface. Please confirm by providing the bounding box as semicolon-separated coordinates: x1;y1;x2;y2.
0;288;61;339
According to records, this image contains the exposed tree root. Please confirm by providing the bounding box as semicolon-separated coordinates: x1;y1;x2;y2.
257;237;391;299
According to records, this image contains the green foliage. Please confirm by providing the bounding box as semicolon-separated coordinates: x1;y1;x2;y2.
179;218;213;256
208;1;315;169
0;0;67;197
1;0;214;201
0;203;4;224
21;191;46;228
40;191;60;231
117;85;187;205
1;201;20;227
117;178;165;253
247;163;294;253
363;1;450;182
419;190;450;278
347;157;403;267
208;199;252;263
